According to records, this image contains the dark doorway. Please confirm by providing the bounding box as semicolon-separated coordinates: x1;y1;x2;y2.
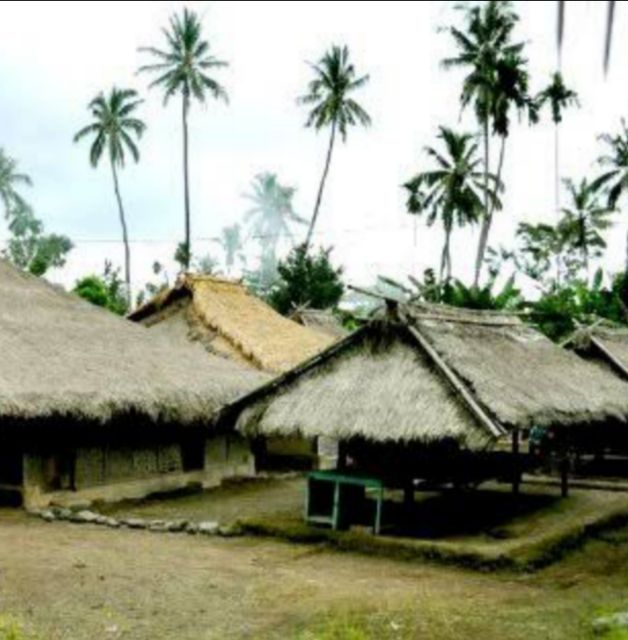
42;450;76;492
181;435;205;472
0;445;23;506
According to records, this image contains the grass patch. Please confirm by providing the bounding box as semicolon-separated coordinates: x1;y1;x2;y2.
0;616;37;640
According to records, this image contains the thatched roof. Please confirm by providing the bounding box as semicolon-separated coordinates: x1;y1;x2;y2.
403;304;628;430
220;301;628;447
129;275;334;374
289;306;349;340
0;261;267;426
564;325;628;381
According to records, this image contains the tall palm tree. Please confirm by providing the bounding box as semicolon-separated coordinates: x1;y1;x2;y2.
74;88;145;304
536;72;579;216
0;149;31;218
560;178;613;276
139;8;228;270
593;120;628;274
442;0;525;287
298;44;371;249
403;127;500;282
244;172;306;287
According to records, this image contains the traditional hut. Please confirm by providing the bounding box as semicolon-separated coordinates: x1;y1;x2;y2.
128;275;336;467
218;301;628;496
128;275;334;373
0;261;267;508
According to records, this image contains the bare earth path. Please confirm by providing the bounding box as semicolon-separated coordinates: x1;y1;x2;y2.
0;509;626;639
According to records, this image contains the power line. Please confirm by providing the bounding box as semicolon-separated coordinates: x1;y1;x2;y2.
34;220;434;245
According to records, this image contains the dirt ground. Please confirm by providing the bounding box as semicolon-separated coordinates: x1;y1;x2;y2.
2;506;628;639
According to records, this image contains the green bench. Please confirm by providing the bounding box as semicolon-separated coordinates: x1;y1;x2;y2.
305;470;385;534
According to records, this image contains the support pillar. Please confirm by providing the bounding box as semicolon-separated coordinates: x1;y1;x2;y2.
512;429;520;496
560;454;570;498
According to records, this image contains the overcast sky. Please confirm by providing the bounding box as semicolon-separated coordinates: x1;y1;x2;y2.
1;0;628;297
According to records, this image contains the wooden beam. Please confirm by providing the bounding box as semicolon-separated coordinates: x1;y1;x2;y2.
404;312;521;328
590;336;628;381
402;320;505;440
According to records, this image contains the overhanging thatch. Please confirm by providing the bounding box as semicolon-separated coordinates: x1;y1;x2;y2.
0;261;267;426
129;276;334;374
220;301;628;447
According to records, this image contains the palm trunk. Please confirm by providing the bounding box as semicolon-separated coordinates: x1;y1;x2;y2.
305;120;337;251
440;228;452;283
110;157;131;307
182;93;191;270
473;120;491;288
475;133;506;288
554;123;561;219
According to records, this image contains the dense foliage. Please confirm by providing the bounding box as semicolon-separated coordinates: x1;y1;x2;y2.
267;244;344;315
74;261;129;316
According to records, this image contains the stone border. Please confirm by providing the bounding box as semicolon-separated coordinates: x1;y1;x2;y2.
27;506;241;537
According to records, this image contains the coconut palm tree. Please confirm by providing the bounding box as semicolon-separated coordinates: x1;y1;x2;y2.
560;178;613;276
244;172;306;288
0;149;31;218
536;72;579;216
593;120;628;273
403;127;500;282
442;0;526;287
139;8;228;270
298;44;370;249
74;88;145;304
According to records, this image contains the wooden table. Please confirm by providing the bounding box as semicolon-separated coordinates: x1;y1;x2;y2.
305;470;385;534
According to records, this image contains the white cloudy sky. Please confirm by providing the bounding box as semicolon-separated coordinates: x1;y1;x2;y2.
1;0;628;298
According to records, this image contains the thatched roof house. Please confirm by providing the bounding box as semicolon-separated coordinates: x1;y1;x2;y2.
0;261;267;508
129;275;334;374
219;302;628;450
289;306;348;340
563;324;628;381
0;261;265;425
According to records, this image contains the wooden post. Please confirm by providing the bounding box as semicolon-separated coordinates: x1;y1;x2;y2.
337;441;347;471
374;486;384;535
512;429;520;496
560;454;569;498
403;483;414;509
331;480;341;530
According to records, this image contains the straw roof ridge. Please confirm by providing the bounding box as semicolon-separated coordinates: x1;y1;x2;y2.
0;261;268;426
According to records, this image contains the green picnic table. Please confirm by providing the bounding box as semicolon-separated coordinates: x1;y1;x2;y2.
305;470;385;534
